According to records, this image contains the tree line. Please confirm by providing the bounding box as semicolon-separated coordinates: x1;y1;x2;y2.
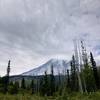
0;52;100;96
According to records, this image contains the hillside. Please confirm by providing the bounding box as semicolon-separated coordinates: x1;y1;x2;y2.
22;59;70;76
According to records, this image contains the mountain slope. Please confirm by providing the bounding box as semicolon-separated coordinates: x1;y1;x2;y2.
22;59;70;76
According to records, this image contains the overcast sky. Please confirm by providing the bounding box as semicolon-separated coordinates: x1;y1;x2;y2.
0;0;100;76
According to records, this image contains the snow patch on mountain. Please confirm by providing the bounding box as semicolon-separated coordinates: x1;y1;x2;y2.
22;59;70;76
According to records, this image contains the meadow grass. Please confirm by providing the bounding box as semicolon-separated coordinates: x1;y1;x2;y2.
0;92;100;100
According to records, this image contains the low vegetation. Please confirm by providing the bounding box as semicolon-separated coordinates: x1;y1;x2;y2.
0;92;100;100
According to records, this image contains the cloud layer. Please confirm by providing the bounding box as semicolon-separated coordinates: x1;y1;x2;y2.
0;0;100;76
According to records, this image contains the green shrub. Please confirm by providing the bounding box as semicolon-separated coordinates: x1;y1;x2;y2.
8;85;18;94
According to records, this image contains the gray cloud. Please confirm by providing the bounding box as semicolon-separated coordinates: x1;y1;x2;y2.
0;0;100;76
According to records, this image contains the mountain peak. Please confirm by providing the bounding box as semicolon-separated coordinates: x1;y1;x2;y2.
22;59;70;76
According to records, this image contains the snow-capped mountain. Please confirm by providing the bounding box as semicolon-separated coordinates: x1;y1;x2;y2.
22;59;70;76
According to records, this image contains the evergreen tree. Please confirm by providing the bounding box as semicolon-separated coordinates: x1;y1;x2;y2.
4;60;11;93
39;78;43;95
21;78;26;89
58;73;61;87
70;55;78;91
66;69;70;89
13;82;19;94
50;64;55;96
90;52;100;89
0;77;2;84
0;77;3;93
31;80;34;94
57;73;62;95
83;61;96;92
9;81;14;86
9;81;18;94
15;81;19;89
40;71;49;96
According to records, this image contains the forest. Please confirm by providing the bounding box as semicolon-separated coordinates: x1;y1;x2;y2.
0;41;100;100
